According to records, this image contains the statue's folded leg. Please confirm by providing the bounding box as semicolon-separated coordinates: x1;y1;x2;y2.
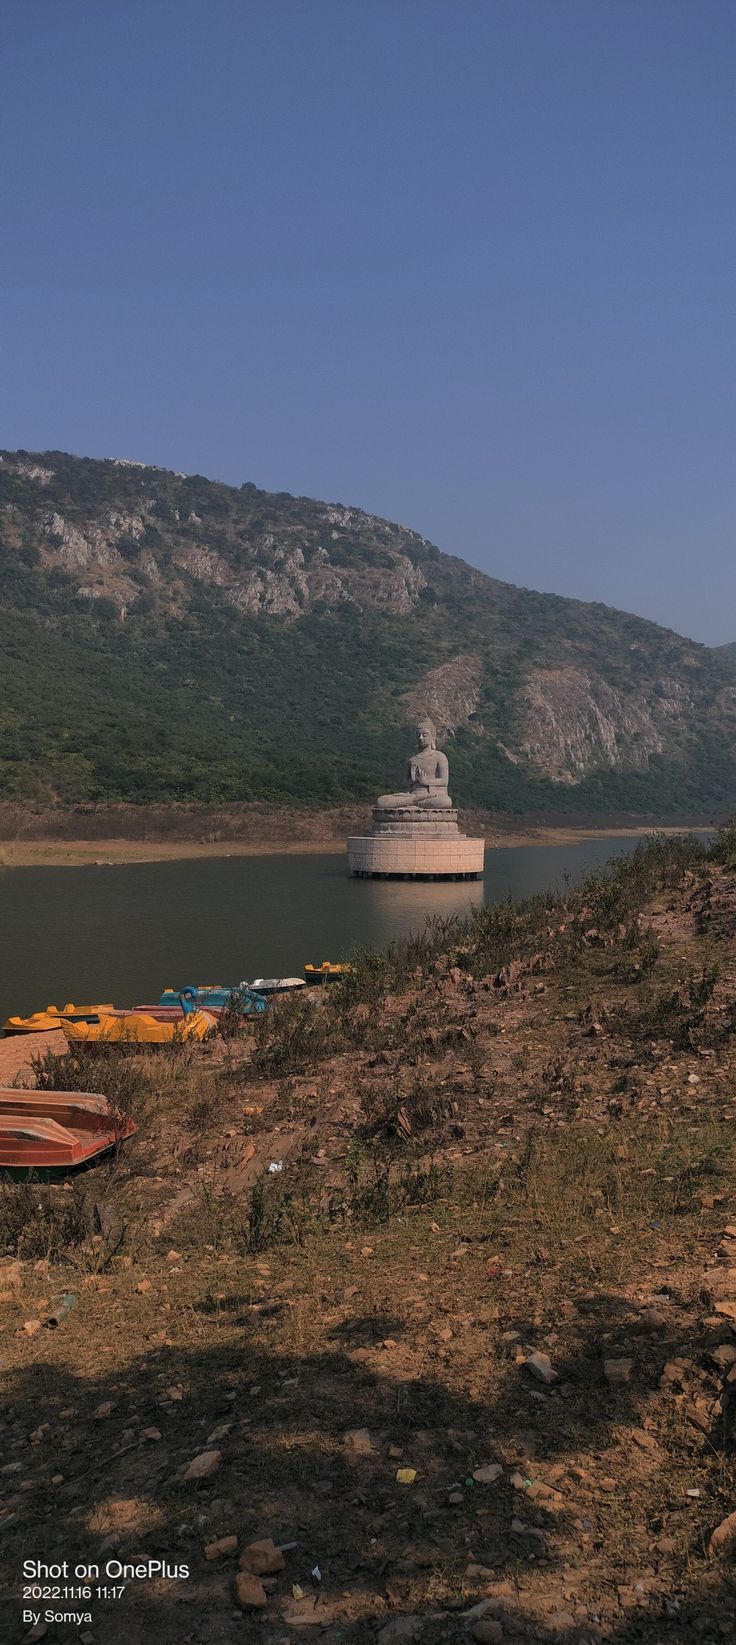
376;794;417;809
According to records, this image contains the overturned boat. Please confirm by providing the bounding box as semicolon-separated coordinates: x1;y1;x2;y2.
0;1089;137;1178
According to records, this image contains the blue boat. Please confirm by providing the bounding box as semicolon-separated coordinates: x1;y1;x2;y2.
158;985;268;1015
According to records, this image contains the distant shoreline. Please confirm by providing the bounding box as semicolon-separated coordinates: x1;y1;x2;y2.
0;822;713;869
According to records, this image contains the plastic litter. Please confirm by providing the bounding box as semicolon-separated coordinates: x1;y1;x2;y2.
311;1565;322;1582
43;1294;77;1329
267;1161;284;1174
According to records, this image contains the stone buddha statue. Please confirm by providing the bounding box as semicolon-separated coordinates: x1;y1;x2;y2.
376;718;453;811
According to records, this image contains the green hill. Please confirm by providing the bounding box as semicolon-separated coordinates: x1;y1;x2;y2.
1;449;735;818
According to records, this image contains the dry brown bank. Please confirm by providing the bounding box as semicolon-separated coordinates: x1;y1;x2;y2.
1;833;736;1643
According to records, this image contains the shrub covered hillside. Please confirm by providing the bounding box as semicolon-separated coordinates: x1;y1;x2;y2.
1;449;735;817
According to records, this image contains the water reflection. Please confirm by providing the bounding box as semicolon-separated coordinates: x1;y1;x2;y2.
0;835;704;1021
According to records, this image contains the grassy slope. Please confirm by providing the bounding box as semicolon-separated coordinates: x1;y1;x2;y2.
2;831;736;1640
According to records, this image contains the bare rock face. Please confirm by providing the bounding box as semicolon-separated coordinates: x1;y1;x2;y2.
404;653;483;735
518;666;668;781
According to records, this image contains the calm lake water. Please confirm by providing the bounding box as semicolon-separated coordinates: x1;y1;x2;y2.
0;835;697;1023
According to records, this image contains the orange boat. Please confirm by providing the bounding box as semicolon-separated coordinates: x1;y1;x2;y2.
2;1004;115;1037
0;1089;137;1178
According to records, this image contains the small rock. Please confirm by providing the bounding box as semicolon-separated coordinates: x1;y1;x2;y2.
234;1570;267;1609
448;1490;464;1504
377;1619;424;1645
166;1249;182;1262
239;1537;285;1575
205;1534;238;1560
135;1279;152;1294
472;1463;503;1484
141;1427;161;1442
604;1358;633;1384
524;1351;559;1385
471;1623;503;1645
343;1427;375;1454
23;1627;48;1643
638;1308;667;1330
93;1401;114;1420
712;1343;736;1369
183;1448;221;1481
709;1510;736;1554
656;1536;676;1554
22;1319;41;1336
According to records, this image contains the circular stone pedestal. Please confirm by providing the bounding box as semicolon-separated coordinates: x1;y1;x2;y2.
347;832;485;879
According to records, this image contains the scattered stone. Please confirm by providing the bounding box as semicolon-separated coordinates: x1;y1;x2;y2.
470;1623;503;1645
472;1463;503;1484
183;1448;222;1481
712;1344;736;1369
234;1570;267;1609
526;1480;564;1509
343;1427;375;1454
638;1308;667;1330
377;1618;424;1645
448;1490;464;1504
135;1279;152;1293
166;1249;182;1262
524;1351;559;1385
22;1319;41;1336
709;1511;736;1555
205;1534;238;1560
715;1301;736;1321
656;1536;676;1554
141;1427;161;1442
604;1358;633;1384
93;1401;114;1420
239;1538;285;1575
206;1422;233;1444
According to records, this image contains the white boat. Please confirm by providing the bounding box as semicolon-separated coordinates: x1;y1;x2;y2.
248;977;306;995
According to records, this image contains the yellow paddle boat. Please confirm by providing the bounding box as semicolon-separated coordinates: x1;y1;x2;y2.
304;962;350;985
61;1009;216;1048
2;1004;115;1037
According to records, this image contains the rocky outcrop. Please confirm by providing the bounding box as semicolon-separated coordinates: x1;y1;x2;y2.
404;654;482;734
517;668;665;781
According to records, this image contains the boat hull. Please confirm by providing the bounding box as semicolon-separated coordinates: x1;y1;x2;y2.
0;1089;137;1177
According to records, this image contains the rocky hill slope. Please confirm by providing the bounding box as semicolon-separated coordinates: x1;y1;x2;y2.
1;449;735;816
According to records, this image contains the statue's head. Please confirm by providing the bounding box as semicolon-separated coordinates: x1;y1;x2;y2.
416;717;437;750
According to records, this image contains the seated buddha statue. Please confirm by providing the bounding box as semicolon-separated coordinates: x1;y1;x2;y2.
376;718;453;810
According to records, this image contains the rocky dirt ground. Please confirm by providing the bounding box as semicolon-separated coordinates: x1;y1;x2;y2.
2;835;736;1643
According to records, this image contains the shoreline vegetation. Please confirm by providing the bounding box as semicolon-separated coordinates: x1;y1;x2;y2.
0;801;716;868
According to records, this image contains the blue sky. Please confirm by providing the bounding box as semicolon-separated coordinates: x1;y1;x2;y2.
2;1;734;643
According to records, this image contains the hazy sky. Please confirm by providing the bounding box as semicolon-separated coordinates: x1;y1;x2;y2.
2;1;734;644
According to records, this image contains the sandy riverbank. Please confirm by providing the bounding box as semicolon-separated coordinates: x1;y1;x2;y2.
0;823;711;869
